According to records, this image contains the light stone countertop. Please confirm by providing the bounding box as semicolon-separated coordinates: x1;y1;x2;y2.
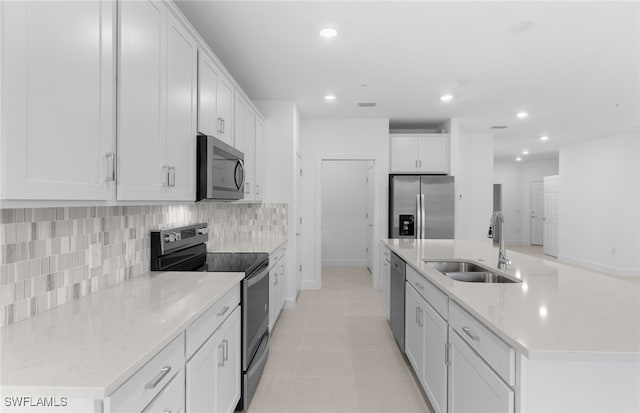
0;271;244;400
209;236;287;254
384;239;640;361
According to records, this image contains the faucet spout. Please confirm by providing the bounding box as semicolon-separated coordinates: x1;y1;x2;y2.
489;211;511;270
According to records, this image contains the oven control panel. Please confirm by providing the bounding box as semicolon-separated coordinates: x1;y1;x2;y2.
151;223;209;256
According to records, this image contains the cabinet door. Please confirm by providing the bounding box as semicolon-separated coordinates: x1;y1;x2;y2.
165;12;197;201
417;135;449;173
269;268;277;331
448;331;514;413
422;303;448;413
186;308;240;413
390;136;418;172
278;254;287;313
254;116;265;201
117;0;166;200
1;1;115;200
404;284;424;376
142;370;185;413
217;308;241;413
216;72;235;146
381;246;391;319
197;51;218;136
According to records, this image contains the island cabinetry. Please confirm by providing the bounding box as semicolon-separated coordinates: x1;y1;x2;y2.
380;244;391;318
405;265;448;413
390;134;449;174
107;333;186;413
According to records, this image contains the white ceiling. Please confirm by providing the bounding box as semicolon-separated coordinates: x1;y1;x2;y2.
175;1;639;162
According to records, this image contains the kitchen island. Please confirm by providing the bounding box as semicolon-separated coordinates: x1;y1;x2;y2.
383;238;640;413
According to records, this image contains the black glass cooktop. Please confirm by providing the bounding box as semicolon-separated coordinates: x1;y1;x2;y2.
206;252;269;274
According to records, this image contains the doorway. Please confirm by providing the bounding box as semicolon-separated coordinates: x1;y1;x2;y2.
321;160;374;268
530;181;544;245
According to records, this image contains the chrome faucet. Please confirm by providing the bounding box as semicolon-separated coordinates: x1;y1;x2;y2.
488;211;511;270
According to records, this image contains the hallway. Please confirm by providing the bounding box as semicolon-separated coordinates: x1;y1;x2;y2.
249;267;431;412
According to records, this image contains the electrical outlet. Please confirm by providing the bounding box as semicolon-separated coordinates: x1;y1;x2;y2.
89;243;102;269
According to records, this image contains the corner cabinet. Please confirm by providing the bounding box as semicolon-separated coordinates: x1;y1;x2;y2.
390;134;449;174
197;50;235;147
117;0;197;201
0;0;116;201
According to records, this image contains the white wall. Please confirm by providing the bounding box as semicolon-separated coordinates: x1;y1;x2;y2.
559;132;640;276
494;159;559;244
450;125;495;240
254;100;301;303
300;118;389;289
321;160;368;266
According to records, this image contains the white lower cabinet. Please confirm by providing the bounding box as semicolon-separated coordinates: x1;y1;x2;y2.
381;244;391;319
142;370;185;413
421;300;448;413
269;246;287;330
448;331;514;413
405;284;424;375
186;306;241;413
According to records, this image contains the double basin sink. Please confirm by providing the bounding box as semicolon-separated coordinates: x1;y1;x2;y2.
425;260;521;283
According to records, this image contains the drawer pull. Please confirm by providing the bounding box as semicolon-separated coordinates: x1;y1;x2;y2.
416;282;424;290
145;366;171;389
462;327;480;341
222;339;229;362
218;343;225;367
217;305;230;317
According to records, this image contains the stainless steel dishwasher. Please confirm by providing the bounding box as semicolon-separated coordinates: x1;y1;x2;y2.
389;252;406;352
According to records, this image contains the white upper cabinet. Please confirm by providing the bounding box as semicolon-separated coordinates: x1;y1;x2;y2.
217;70;235;146
391;134;449;174
117;0;197;201
197;51;235;147
235;93;261;201
0;1;116;200
254;115;265;201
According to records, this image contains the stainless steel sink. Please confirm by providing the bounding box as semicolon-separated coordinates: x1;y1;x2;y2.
424;260;521;283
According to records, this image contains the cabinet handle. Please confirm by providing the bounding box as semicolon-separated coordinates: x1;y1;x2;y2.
256;184;260;195
415;307;420;324
419;159;422;168
161;166;169;187
217;117;223;134
462;327;480;341
221;118;225;134
418;308;423;327
222;339;229;362
245;182;251;194
415;159;419;169
168;166;176;187
145;366;171;389
105;153;116;182
218;343;225;367
416;282;424;291
217;305;230;317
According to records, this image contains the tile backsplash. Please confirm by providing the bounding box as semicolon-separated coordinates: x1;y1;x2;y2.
0;203;287;327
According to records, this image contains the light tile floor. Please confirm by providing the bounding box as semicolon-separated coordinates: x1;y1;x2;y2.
249;267;432;413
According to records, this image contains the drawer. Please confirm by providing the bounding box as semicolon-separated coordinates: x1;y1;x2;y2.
382;245;390;260
406;265;448;320
142;369;185;413
186;284;240;359
269;246;286;270
109;333;185;413
449;301;515;386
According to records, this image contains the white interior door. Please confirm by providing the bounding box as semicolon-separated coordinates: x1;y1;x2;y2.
530;181;544;245
543;175;560;257
365;161;375;273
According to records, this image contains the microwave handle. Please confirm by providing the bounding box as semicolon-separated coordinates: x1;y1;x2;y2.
234;159;245;190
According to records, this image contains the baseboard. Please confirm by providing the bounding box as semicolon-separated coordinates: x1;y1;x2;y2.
558;254;640;277
283;297;296;309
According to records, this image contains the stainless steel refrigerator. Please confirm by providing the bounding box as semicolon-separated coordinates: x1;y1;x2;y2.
388;175;455;239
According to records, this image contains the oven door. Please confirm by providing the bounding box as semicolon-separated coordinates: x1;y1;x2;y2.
197;135;245;201
242;260;269;370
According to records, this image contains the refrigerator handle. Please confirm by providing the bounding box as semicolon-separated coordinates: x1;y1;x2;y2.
421;193;426;239
416;194;421;239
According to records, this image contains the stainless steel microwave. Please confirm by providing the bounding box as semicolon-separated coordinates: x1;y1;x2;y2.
197;135;245;201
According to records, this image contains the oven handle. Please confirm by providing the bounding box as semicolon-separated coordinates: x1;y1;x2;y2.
246;262;269;287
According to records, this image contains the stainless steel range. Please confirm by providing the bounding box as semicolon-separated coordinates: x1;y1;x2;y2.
150;223;269;411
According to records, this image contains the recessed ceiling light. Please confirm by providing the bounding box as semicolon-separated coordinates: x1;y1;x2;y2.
324;94;336;101
540;135;549;141
440;94;453;102
515;157;522;162
522;149;529;155
511;21;535;34
516;112;529;119
319;28;338;39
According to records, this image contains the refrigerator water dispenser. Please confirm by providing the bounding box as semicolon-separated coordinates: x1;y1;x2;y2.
399;215;415;236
